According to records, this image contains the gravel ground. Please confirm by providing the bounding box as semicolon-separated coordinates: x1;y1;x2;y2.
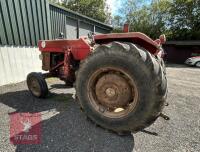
0;64;199;152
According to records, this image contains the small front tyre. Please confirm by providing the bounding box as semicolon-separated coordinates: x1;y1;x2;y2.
27;72;48;98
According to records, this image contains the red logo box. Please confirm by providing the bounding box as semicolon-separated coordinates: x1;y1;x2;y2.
9;112;41;144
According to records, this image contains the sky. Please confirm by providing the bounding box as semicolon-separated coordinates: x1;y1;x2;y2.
106;0;152;16
106;0;123;16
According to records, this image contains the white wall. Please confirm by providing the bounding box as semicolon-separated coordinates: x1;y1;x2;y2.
0;46;43;86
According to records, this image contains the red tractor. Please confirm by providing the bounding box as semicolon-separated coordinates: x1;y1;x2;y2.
27;26;167;134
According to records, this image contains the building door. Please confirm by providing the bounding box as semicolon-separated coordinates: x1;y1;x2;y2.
79;21;94;37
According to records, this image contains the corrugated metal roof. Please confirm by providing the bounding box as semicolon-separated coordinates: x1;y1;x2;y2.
0;0;113;46
49;2;113;30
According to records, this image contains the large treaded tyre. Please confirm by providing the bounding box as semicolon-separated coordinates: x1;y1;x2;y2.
27;72;48;98
75;42;167;133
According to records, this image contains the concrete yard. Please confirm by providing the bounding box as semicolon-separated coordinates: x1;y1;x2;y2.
0;64;200;152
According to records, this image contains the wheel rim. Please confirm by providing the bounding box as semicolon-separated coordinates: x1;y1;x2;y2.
28;78;41;97
196;62;200;67
87;67;139;118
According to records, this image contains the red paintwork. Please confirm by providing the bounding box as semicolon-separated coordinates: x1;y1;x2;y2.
94;32;161;54
38;32;164;81
38;32;162;58
38;37;91;60
123;24;129;33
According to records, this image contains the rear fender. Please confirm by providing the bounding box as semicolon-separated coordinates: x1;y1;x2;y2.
94;32;165;55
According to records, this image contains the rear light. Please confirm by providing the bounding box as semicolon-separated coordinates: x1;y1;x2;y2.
159;34;166;44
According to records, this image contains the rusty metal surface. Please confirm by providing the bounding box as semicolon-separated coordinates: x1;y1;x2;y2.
95;73;132;109
87;67;139;118
42;52;51;71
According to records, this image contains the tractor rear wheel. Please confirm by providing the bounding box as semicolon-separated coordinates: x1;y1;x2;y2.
75;42;167;133
27;72;48;98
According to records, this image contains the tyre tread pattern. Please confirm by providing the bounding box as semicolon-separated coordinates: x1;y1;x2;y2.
75;42;167;133
27;72;48;98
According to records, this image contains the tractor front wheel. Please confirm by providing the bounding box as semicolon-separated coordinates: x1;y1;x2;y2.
76;42;167;133
27;72;48;98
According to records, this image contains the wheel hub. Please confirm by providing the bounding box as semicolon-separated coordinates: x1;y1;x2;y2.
95;73;132;109
105;88;116;97
29;78;41;97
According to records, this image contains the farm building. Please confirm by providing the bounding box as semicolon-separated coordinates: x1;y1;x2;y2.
163;41;200;63
0;0;112;86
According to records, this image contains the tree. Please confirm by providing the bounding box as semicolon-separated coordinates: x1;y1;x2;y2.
111;15;123;32
168;0;200;40
114;0;200;40
117;0;170;39
61;0;110;23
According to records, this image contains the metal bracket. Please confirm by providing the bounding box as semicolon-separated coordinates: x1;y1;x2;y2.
160;113;170;120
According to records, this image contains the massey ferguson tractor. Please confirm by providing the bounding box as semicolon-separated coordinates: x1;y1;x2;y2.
27;25;168;135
